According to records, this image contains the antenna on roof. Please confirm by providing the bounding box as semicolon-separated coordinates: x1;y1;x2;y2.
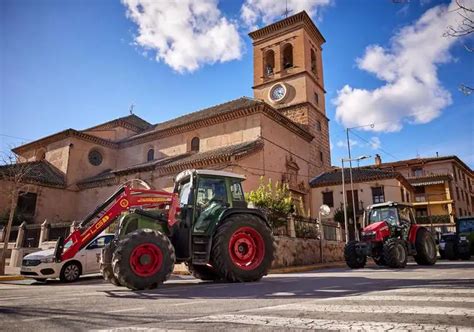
129;103;135;115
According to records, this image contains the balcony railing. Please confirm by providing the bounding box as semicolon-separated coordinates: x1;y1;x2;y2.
404;170;451;180
414;193;450;203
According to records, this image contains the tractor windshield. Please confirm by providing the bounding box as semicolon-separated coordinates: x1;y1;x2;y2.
177;179;192;207
368;207;399;227
459;218;474;233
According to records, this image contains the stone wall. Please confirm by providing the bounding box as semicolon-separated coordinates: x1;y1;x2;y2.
271;235;344;268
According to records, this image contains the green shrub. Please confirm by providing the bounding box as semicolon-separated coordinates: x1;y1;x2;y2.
246;177;293;228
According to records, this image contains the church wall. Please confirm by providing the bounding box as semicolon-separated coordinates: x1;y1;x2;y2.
0;180;77;224
65;138;117;186
116;114;262;169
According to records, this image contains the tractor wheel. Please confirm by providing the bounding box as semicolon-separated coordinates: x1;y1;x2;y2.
383;239;408;268
112;229;175;290
373;255;385;266
413;228;437;266
100;241;121;286
344;241;366;269
211;214;275;282
444;241;458;260
185;262;221;281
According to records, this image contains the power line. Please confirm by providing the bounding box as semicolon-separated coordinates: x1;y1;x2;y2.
349;130;400;161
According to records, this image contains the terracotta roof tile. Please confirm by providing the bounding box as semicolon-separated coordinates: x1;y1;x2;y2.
0;160;65;187
309;168;403;188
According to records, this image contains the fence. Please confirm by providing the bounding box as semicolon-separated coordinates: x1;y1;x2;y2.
0;221;71;246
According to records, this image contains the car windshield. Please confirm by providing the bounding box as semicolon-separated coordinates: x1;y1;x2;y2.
368;207;399;226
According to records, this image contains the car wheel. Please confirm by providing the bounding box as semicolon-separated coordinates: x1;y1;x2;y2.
60;261;82;282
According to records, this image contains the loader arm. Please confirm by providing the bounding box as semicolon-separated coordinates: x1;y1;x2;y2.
57;185;179;261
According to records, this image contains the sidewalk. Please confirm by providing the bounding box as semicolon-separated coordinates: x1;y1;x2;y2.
0;266;24;281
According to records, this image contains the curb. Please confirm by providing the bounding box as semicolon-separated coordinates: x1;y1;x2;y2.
0;275;25;282
269;262;347;274
172;261;348;276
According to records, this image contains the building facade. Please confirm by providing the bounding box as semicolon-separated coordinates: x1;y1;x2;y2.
370;154;473;223
309;168;414;231
0;12;331;225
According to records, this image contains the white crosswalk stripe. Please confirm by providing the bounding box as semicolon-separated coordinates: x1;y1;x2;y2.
184;314;474;331
178;286;474;331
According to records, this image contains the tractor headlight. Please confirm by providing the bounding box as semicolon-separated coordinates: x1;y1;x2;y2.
460;236;467;241
40;257;55;264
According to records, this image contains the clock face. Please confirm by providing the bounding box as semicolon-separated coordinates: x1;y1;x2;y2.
269;84;287;103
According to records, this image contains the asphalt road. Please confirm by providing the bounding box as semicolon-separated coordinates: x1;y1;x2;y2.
1;261;473;331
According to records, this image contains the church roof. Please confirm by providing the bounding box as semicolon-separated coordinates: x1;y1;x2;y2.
249;11;325;44
77;139;264;188
83;114;152;132
309;168;412;190
121;97;313;146
0;160;66;188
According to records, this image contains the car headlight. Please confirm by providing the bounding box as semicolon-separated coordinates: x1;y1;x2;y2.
40;257;55;263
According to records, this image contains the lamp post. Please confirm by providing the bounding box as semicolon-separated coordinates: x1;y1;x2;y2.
341;155;371;243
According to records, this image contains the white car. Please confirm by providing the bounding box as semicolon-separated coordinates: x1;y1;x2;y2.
21;234;114;282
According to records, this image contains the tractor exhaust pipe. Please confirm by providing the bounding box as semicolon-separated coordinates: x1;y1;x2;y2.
54;236;65;262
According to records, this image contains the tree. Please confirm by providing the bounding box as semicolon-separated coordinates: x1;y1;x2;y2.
444;0;474;95
0;151;38;275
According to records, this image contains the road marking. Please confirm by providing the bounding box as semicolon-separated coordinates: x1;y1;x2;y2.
259;303;474;316
331;295;474;303
171;300;207;307
22;315;66;322
0;296;29;301
384;288;474;294
182;314;474;331
106;307;146;314
315;289;352;293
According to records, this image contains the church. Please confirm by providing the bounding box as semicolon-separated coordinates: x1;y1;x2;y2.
0;11;331;224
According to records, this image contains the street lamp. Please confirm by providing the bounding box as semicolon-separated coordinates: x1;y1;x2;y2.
341;155;371;243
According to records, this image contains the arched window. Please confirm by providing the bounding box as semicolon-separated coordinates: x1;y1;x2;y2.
191;137;200;152
311;49;317;75
147;148;154;162
282;44;293;69
264;49;275;76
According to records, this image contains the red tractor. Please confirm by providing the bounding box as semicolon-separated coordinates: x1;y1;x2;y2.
344;202;437;269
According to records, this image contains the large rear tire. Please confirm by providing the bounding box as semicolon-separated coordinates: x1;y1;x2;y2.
344;241;366;269
383;239;408;268
211;214;274;282
186;262;221;281
100;240;121;286
112;229;175;290
413;228;437;266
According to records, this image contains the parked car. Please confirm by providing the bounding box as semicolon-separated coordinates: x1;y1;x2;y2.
21;234;114;282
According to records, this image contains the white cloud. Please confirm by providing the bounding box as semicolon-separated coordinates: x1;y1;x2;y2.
369;137;381;150
122;0;242;73
336;139;358;148
334;1;462;133
241;0;331;29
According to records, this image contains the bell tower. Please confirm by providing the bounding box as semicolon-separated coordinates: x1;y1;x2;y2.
249;11;331;175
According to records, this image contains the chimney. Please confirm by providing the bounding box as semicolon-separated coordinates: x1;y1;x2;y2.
375;154;382;166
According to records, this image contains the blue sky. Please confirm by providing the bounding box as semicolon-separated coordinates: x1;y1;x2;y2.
1;0;473;168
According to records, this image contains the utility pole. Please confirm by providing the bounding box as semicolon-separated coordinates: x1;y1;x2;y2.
346;128;359;241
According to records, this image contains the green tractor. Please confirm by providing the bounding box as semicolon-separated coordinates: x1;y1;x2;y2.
439;216;474;260
96;169;275;290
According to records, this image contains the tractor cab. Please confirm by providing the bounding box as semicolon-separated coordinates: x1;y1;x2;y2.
362;202;416;242
439;217;473;260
